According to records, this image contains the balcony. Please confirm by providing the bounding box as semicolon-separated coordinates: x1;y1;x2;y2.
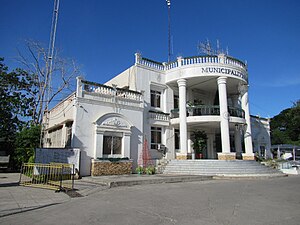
170;105;245;119
77;79;144;108
149;110;170;126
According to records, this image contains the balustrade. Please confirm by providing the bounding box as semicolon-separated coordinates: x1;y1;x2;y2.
171;105;245;119
136;54;247;72
80;80;143;107
149;111;170;121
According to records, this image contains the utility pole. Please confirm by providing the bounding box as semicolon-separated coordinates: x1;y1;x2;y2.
166;0;171;62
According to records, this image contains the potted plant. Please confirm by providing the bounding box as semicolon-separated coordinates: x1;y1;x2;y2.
136;166;144;175
192;130;207;159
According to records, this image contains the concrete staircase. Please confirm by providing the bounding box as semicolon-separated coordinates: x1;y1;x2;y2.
163;160;285;177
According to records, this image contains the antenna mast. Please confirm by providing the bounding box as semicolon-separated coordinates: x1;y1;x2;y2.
46;0;60;110
40;0;60;148
166;0;171;62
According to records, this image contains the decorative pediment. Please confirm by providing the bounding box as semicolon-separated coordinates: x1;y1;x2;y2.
96;113;132;129
101;117;129;128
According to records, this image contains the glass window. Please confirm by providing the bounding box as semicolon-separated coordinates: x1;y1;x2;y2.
48;126;63;147
103;135;122;155
174;95;179;109
175;129;180;150
65;122;73;147
151;127;162;149
151;90;161;108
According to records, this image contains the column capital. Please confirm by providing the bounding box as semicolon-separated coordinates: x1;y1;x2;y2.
238;83;249;95
217;76;227;85
177;78;186;87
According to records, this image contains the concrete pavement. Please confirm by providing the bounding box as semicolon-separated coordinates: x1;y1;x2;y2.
0;172;297;223
0;173;70;217
0;174;300;225
0;173;212;217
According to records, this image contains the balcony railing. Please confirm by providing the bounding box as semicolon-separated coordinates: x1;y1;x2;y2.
77;79;144;108
136;54;247;71
149;110;170;122
170;105;245;119
135;53;248;81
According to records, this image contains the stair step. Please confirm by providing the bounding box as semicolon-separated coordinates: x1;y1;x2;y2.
162;160;282;176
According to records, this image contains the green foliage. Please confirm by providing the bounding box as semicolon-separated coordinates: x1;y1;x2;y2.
0;58;37;152
145;166;155;175
13;125;41;169
270;101;300;145
192;130;207;153
136;166;144;174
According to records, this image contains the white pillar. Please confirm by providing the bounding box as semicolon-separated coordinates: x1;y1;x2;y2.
76;76;83;98
187;132;192;154
94;129;104;159
241;86;255;160
123;133;131;158
177;79;188;158
217;77;230;152
217;77;235;160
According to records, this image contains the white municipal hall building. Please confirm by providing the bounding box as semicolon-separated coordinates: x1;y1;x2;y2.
43;53;271;176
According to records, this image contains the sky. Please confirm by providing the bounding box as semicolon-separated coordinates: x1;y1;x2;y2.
1;0;299;118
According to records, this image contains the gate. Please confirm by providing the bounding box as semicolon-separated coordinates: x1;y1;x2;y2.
19;163;75;191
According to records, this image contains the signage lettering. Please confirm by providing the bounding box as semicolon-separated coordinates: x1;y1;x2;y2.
201;67;246;79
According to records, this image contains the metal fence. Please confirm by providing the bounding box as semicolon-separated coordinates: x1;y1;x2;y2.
19;163;75;191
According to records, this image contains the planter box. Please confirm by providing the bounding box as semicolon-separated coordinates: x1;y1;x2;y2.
91;159;133;176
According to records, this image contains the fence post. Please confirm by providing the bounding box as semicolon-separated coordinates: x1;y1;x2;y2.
59;165;63;192
71;164;75;190
19;163;23;184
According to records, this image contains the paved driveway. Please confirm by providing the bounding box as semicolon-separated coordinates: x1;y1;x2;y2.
1;175;300;225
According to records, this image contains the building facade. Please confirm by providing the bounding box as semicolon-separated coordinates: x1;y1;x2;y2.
43;53;271;176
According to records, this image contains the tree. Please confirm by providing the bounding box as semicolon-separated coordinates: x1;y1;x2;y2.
270;101;300;145
16;40;80;125
0;58;37;156
13;125;41;169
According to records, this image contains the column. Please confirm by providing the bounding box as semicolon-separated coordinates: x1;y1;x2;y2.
217;77;235;160
94;129;104;159
234;126;243;159
123;132;131;158
177;79;188;159
206;134;214;159
76;76;83;98
241;86;255;160
187;131;192;154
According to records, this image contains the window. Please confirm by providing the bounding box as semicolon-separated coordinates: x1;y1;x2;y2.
174;95;179;109
260;146;266;157
48;126;63;147
65;121;73;147
151;90;161;108
175;129;180;151
151;127;162;149
103;135;122;155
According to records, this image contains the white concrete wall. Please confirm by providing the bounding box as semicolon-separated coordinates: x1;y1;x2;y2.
72;97;143;176
251;116;272;158
47;94;75;128
105;66;137;91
